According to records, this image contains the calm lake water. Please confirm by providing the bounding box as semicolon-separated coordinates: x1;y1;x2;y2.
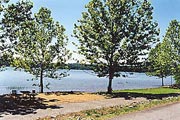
0;68;175;94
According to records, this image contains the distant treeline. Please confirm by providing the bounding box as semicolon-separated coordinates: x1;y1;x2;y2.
67;63;148;72
1;61;148;73
117;65;148;73
67;63;93;70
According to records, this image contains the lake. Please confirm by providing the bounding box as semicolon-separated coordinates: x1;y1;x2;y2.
0;68;175;94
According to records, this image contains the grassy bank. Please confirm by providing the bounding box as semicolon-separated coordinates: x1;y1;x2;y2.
38;87;180;120
114;87;180;94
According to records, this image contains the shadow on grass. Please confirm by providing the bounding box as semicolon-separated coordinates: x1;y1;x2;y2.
98;92;180;100
0;94;63;117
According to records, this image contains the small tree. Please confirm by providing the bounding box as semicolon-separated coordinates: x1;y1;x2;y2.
2;1;71;93
74;0;159;93
163;20;180;85
147;39;175;86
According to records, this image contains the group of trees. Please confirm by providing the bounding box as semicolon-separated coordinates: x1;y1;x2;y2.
0;0;176;93
147;20;180;86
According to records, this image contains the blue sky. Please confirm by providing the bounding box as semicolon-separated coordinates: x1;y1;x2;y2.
152;0;180;38
10;0;180;62
27;0;180;40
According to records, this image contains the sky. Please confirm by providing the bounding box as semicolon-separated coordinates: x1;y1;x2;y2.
9;0;180;62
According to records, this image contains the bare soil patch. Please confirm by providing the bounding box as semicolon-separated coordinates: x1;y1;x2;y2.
36;92;106;105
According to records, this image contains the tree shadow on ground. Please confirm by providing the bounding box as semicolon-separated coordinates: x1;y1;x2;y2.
0;94;62;117
98;92;180;100
45;91;84;96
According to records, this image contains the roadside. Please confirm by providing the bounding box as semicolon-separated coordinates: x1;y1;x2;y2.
110;102;180;120
50;96;180;120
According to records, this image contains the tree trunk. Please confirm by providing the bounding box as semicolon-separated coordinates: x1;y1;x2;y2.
40;68;43;93
160;70;164;86
107;65;114;94
162;77;164;86
107;77;113;94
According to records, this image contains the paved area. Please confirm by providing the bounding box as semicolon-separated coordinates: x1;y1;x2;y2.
0;97;146;120
110;102;180;120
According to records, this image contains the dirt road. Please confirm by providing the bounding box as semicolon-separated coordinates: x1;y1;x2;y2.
110;102;180;120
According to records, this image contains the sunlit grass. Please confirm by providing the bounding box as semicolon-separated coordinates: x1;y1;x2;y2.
113;87;180;94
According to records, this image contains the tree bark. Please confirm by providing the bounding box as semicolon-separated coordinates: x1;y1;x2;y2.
160;70;164;86
40;68;43;93
162;77;164;86
107;77;113;94
107;65;114;94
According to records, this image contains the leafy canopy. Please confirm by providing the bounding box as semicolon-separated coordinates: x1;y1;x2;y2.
2;1;71;92
13;7;71;79
147;39;174;78
163;20;180;84
74;0;159;77
0;0;14;67
74;0;159;93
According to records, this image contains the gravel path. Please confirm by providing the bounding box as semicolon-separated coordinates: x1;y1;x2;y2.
0;97;146;120
110;102;180;120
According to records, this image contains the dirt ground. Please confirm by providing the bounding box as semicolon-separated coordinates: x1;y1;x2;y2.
0;92;148;120
36;92;106;105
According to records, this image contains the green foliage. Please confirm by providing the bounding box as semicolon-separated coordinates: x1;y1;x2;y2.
147;20;180;86
164;20;180;55
0;0;14;68
147;39;175;86
158;20;180;85
2;1;71;92
0;0;9;13
1;0;33;44
74;0;159;93
0;53;12;67
173;66;180;84
166;20;180;84
0;1;33;68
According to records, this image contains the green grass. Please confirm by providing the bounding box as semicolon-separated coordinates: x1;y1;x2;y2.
113;87;180;94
